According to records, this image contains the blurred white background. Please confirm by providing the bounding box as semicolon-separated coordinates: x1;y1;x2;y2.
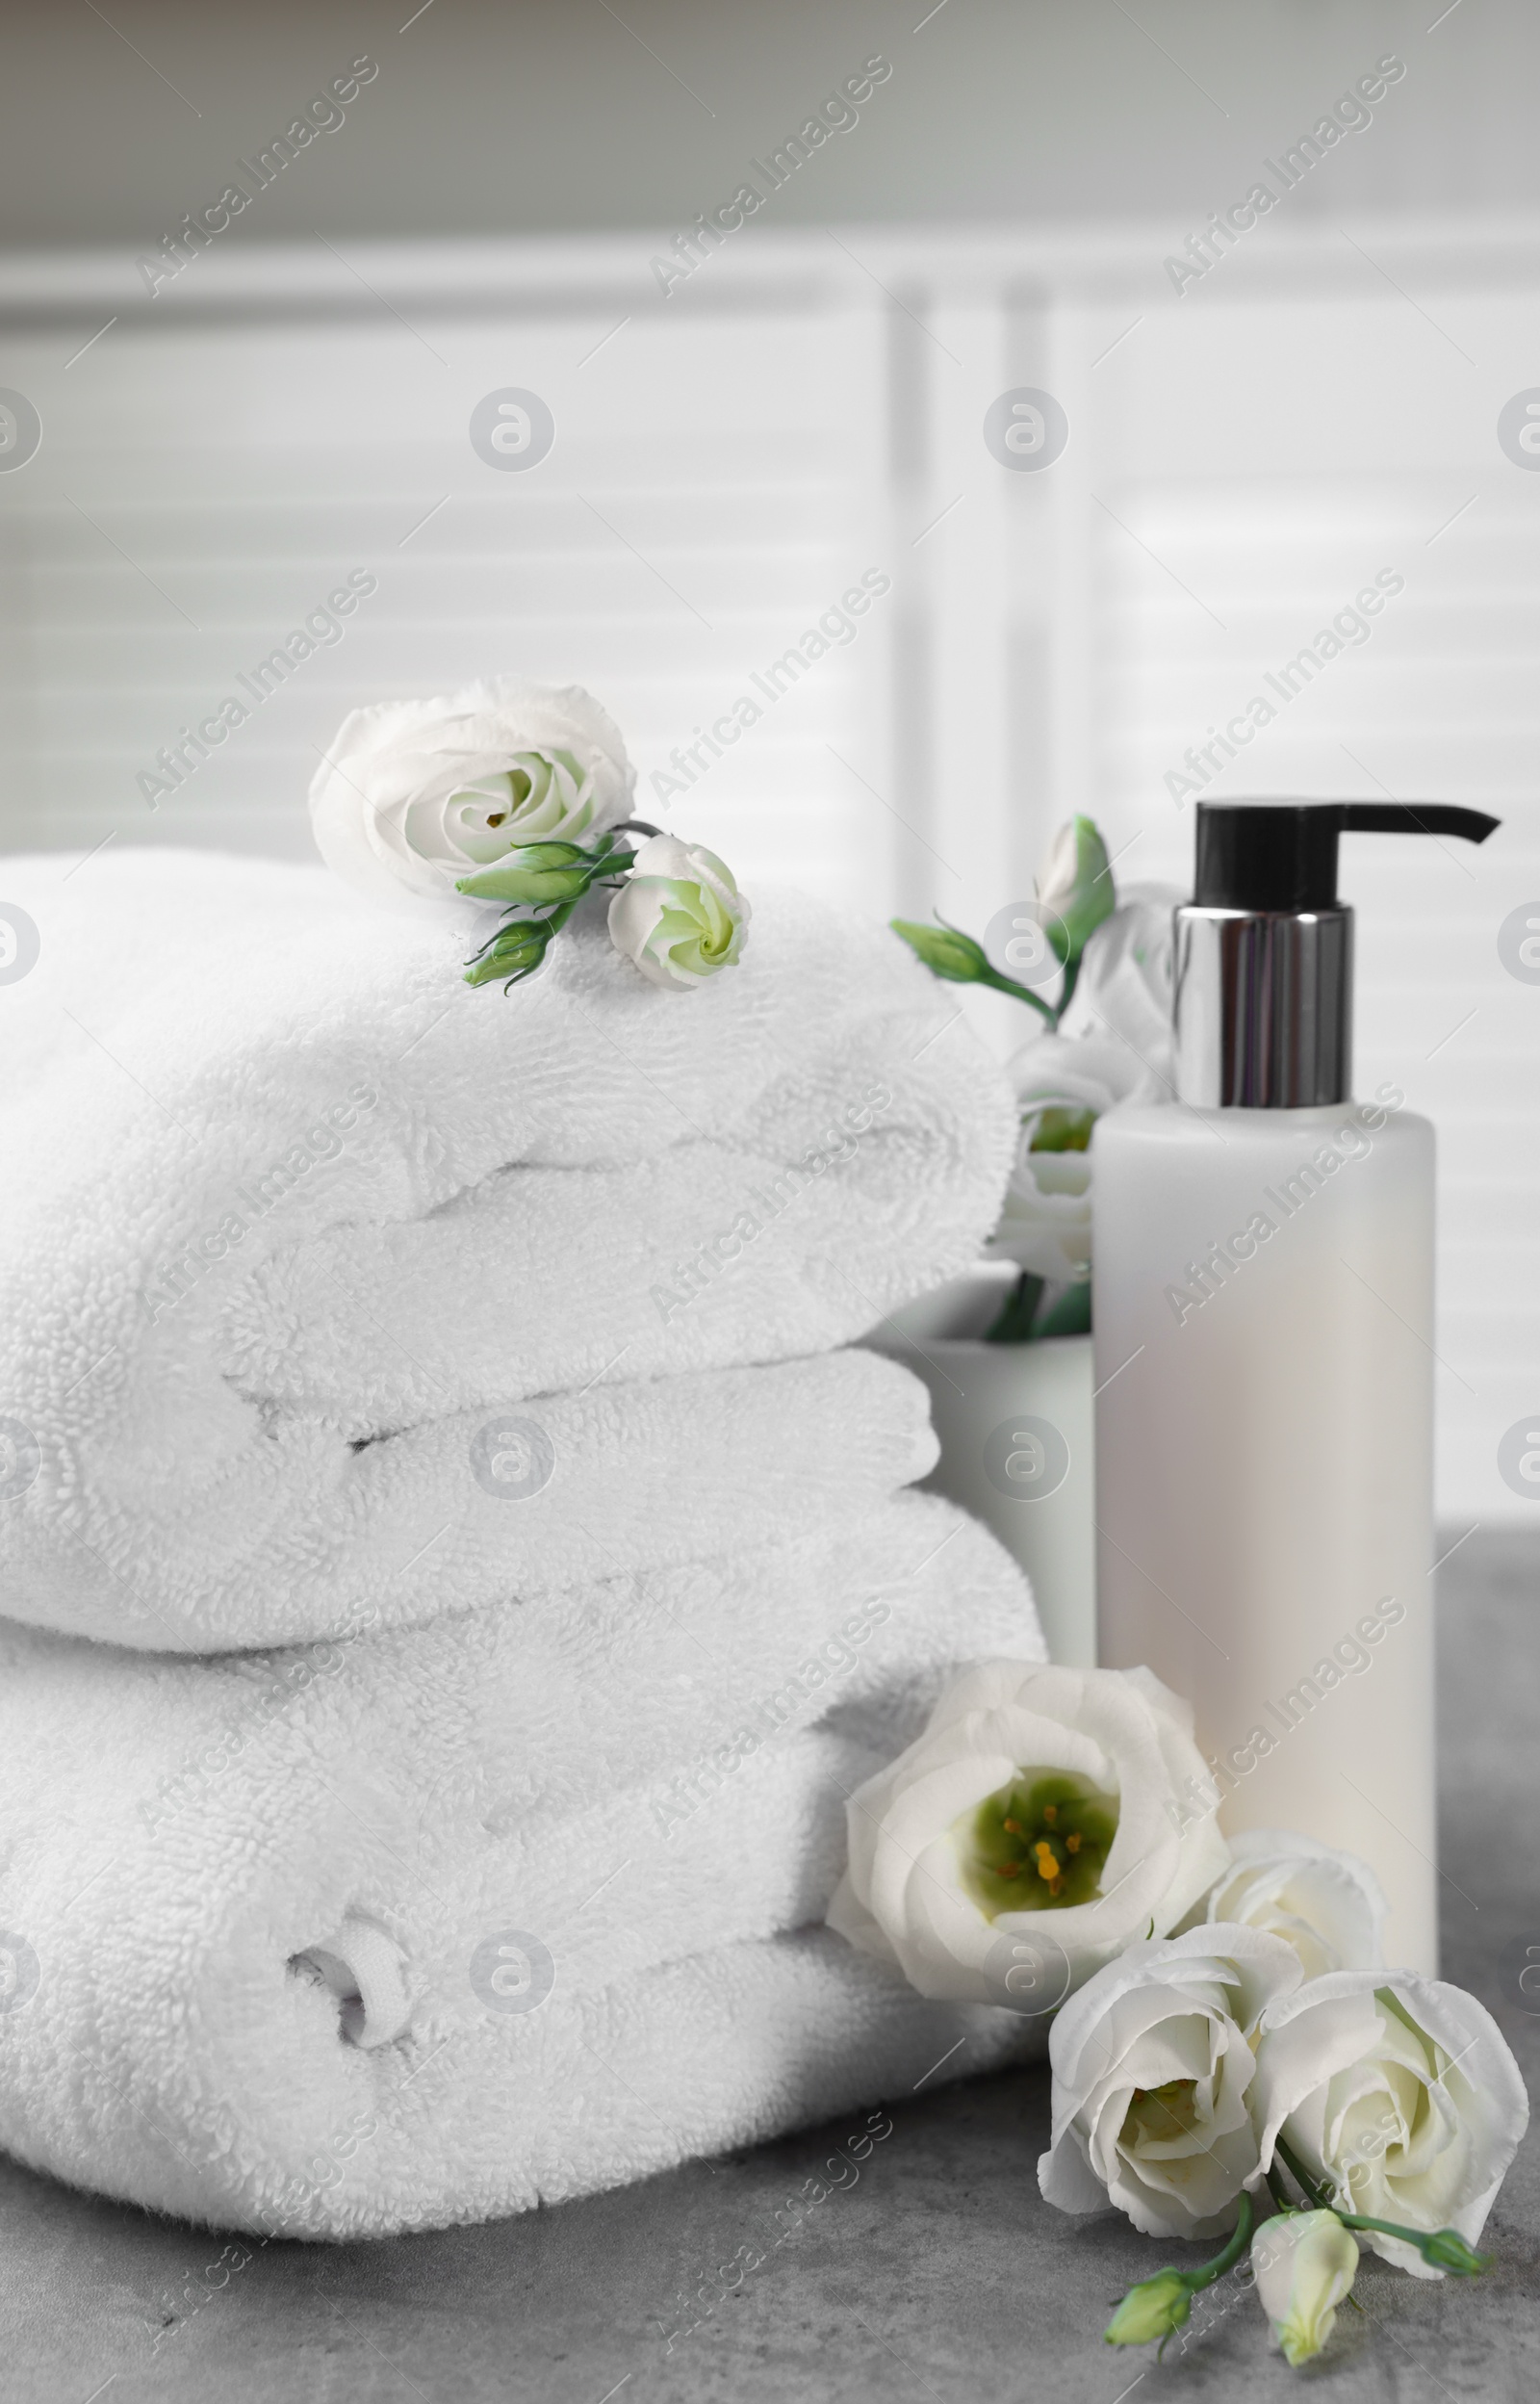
1;0;1536;1518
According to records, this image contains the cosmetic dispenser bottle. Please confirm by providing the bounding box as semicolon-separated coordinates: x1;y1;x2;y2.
1092;799;1497;1976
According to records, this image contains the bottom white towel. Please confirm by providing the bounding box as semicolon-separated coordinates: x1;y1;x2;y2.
5;1916;1033;2241
0;1498;1044;2234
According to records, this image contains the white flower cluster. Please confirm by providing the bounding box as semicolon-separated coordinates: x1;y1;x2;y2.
309;677;749;993
828;1661;1528;2365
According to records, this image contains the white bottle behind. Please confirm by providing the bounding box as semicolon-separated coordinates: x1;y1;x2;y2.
1094;1094;1436;1972
1091;797;1498;1978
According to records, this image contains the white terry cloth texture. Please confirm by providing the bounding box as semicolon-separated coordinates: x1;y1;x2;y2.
0;848;1016;1651
0;1499;1044;2236
3;1345;937;1653
127;1496;1031;1837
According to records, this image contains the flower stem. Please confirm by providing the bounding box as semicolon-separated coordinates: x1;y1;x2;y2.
984;1271;1044;1344
1273;2136;1492;2275
977;965;1057;1021
1192;2187;1255;2290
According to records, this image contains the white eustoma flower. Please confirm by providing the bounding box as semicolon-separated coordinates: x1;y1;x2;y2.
310;677;635;909
1251;2210;1359;2366
606;834;749;990
988;1034;1151;1282
1252;1970;1529;2277
1038;1923;1301;2241
1188;1830;1387;1978
827;1663;1229;2009
1059;885;1181;1084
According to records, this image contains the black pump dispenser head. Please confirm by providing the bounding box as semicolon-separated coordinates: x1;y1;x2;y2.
1173;798;1500;1108
1193;801;1500;914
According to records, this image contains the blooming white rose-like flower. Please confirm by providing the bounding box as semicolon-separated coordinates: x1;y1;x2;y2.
988;1034;1153;1282
309;677;635;909
1251;2209;1359;2366
1187;1830;1388;1979
606;834;750;990
1059;885;1181;1085
826;1663;1230;2011
1251;1970;1529;2277
1038;1924;1302;2241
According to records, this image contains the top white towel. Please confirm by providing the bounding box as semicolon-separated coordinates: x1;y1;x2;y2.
0;848;1014;1640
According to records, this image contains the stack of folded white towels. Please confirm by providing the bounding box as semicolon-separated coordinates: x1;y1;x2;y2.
0;848;1045;2237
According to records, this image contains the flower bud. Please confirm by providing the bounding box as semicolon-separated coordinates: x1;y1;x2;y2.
607;834;749;990
1035;815;1115;965
457;842;599;906
463;918;552;988
1103;2268;1192;2347
1417;2228;1492;2276
889;920;991;984
1251;2210;1358;2367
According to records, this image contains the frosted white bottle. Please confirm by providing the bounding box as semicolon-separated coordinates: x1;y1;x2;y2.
1092;798;1497;1977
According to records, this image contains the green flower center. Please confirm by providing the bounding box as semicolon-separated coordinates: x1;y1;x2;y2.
1122;2078;1201;2153
1028;1105;1096;1154
959;1770;1117;1918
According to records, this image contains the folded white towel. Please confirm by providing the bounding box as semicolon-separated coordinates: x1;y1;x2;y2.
2;1340;935;1651
3;1920;1031;2239
0;1500;1042;2233
124;1494;1037;1836
0;849;1014;1645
